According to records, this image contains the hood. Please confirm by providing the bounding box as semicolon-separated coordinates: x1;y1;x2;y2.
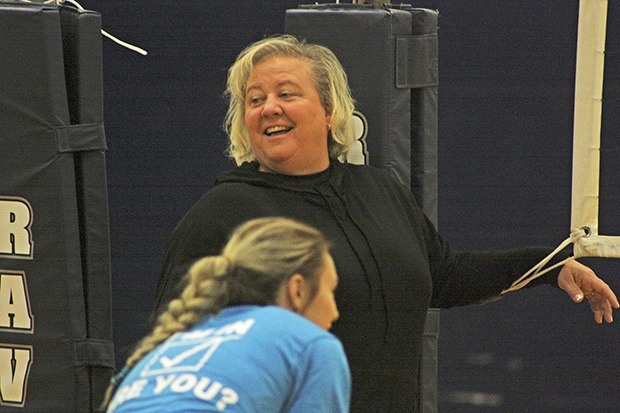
214;160;350;196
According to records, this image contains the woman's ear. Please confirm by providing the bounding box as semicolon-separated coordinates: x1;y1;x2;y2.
285;273;308;313
324;105;332;130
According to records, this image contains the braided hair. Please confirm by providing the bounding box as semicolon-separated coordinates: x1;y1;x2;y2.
101;217;330;408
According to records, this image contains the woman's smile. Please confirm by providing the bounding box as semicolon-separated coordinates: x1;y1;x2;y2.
244;55;331;175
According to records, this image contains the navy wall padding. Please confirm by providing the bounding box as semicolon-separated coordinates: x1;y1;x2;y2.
0;1;113;411
407;7;439;228
285;5;439;412
405;13;439;410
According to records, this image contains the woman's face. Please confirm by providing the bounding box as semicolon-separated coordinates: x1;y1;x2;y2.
300;253;339;331
244;55;331;175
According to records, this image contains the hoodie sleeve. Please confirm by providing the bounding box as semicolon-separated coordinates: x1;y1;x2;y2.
376;169;571;308
416;209;572;308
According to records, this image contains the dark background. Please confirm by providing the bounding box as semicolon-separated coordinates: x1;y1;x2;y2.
89;1;620;411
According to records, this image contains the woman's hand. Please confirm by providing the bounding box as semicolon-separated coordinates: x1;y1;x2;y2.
557;259;619;323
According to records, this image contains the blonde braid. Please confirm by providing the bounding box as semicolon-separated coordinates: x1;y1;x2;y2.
101;256;231;409
102;217;329;410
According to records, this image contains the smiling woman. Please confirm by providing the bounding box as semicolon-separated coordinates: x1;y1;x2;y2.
223;35;356;168
244;56;332;175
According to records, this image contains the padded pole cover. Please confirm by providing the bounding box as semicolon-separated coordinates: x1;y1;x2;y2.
285;5;439;412
0;1;114;411
287;4;413;187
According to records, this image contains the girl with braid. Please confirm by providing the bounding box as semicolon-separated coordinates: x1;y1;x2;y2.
103;217;350;412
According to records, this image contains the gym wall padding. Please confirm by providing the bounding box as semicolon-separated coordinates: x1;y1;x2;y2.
0;2;114;411
285;5;439;412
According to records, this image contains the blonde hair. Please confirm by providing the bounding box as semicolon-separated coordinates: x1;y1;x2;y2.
102;217;330;408
224;34;356;164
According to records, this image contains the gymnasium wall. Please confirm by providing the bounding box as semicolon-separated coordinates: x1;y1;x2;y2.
93;1;619;411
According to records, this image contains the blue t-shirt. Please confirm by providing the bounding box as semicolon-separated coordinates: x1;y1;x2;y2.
107;306;351;412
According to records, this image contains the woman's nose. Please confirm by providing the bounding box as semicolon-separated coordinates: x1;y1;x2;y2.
261;95;282;117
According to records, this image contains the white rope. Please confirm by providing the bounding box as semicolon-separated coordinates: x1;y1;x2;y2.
99;29;148;56
501;228;588;295
27;0;147;55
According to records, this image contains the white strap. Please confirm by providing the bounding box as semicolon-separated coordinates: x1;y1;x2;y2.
501;228;588;294
28;0;148;55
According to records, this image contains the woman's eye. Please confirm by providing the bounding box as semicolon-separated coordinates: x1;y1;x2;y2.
248;96;263;106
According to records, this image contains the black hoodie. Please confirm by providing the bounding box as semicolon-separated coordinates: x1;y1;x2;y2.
155;160;565;412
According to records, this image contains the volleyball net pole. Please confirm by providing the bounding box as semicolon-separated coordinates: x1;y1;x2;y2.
504;0;616;293
571;0;620;259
